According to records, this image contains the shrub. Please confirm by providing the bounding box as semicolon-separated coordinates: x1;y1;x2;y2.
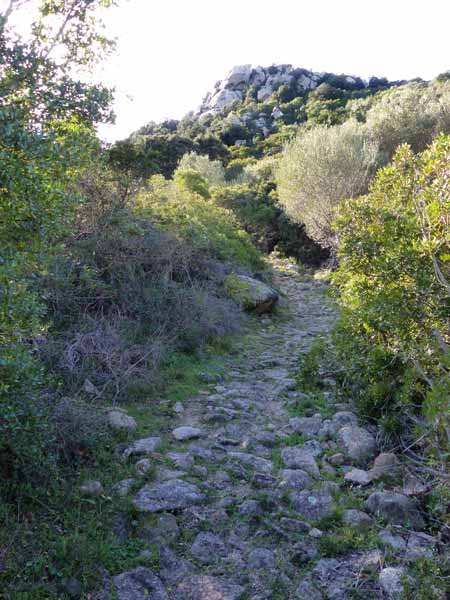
277;121;379;249
365;82;450;160
333;135;450;454
137;176;263;270
174;168;210;198
176;151;226;188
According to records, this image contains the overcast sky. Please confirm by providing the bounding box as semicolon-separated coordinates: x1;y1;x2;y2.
5;0;450;141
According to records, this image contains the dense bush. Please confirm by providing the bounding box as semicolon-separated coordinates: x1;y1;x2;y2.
0;0;115;492
277;121;379;248
333;136;450;454
176;152;226;188
366;82;450;160
137;176;262;270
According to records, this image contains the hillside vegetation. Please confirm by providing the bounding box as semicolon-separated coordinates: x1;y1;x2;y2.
1;2;449;597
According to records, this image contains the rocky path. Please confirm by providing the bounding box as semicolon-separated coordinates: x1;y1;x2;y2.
105;262;439;600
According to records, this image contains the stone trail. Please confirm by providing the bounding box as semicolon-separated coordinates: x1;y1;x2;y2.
96;261;437;600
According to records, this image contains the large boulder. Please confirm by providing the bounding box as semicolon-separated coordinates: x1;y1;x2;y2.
225;274;278;314
209;89;242;111
365;491;425;530
225;64;252;88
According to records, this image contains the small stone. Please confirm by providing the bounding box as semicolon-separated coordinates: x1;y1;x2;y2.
289;416;323;437
328;453;345;466
402;475;428;497
135;458;152;476
107;409;137;432
174;402;184;413
290;487;335;520
344;468;372;486
332;411;358;427
338;426;376;465
251;472;277;488
123;437;162;459
365;491;425;530
369;452;400;481
278;469;313;491
111;478;135;497
379;567;406;598
65;577;83;599
406;531;437;560
291;541;319;565
134;479;205;513
113;567;168;600
296;580;323;600
167;452;194;469
255;431;277;447
238;500;262;517
80;480;103;496
279;517;311;533
190;532;227;565
175;575;245;600
342;509;373;531
281;447;320;477
379;530;407;552
308;527;323;538
158;546;195;586
248;548;276;569
227;451;273;473
139;513;180;544
172;427;203;441
158;467;187;481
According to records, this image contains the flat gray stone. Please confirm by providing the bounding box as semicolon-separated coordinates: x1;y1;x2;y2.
342;509;373;531
289;416;323;437
344;468;372;486
123;437;162;459
248;547;276;569
167;452;194;469
113;567;167;600
80;480;103;496
338;426;376;465
107;409;137;432
175;575;245;600
278;469;313;491
134;479;205;513
227;452;273;474
190;532;227;564
281;447;320;477
290;488;335;521
379;567;405;598
379;529;407;552
365;491;425;530
111;478;135;497
172;426;203;441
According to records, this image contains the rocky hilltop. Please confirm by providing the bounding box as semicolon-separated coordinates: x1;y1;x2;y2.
198;63;390;116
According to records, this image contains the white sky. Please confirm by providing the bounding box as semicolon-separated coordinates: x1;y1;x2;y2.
4;0;450;141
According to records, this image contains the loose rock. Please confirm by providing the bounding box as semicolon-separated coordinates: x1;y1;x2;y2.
134;479;205;513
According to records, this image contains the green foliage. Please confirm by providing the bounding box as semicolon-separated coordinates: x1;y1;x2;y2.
174;168;211;198
277;121;379;248
333;136;450;452
176;151;226;188
365;82;450;160
137;176;263;269
0;0;116;495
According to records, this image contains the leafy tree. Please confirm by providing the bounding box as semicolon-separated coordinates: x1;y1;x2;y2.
0;0;117;489
276;121;379;249
333;136;450;452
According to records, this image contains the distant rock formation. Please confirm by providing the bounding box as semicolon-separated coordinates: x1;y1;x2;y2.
197;64;367;116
